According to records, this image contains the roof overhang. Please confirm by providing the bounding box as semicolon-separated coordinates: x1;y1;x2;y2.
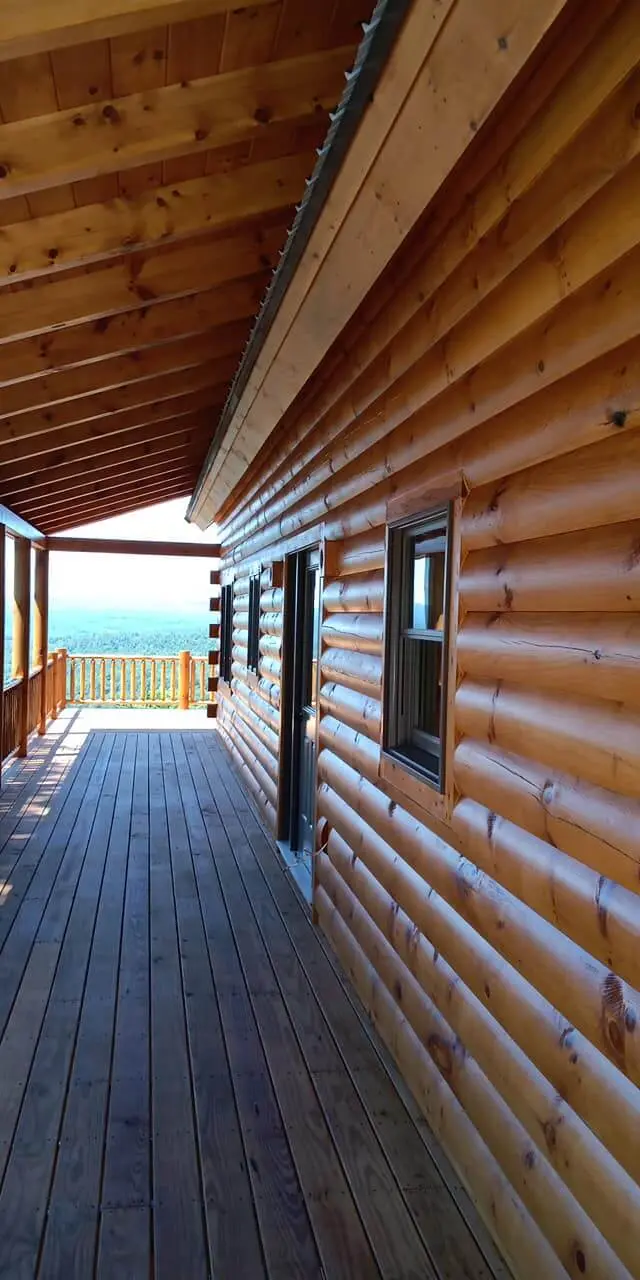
188;0;573;530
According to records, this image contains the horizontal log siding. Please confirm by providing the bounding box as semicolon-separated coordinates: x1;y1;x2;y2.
216;13;640;1278
219;568;280;833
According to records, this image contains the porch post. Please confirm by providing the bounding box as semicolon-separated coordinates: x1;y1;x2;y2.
13;537;31;758
0;527;5;780
34;548;49;735
179;650;190;710
57;649;68;710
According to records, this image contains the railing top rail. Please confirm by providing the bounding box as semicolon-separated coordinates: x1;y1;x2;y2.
65;652;207;660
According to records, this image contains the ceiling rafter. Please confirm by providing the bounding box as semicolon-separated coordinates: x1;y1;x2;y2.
0;152;313;285
0;1;363;530
0;0;275;61
0;414;212;491
0;47;351;199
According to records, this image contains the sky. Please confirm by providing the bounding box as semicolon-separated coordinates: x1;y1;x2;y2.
48;498;219;615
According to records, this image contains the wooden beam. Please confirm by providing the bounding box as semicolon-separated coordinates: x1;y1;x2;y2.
0;153;313;284
1;355;236;443
0;327;243;416
2;422;211;499
0;284;261;386
0;387;223;469
0;410;215;488
0;48;351;199
0;0;274;62
0;504;44;542
46;535;220;557
6;436;207;504
20;460;197;521
44;478;196;532
0;222;286;342
13;537;31;757
34;548;49;734
190;0;576;525
29;468;199;527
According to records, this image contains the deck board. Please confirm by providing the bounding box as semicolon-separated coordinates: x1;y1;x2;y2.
0;710;508;1280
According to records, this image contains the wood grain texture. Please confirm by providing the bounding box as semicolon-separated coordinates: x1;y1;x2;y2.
0;708;490;1278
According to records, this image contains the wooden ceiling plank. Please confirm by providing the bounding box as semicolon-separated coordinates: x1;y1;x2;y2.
0;356;236;442
0;285;260;385
42;475;196;532
0;387;222;469
109;25;168;98
4;429;210;501
18;459;197;519
0;1;275;63
0;222;285;342
0;414;211;489
0;152;312;283
0;46;351;198
0;329;238;415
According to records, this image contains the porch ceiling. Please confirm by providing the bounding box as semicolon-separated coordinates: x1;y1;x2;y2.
0;0;366;532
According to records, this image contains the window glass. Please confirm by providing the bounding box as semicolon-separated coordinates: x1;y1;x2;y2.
410;535;445;632
384;507;452;790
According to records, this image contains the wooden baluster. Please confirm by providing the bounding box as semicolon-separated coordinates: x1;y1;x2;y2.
69;657;76;705
80;657;86;703
89;657;96;702
100;658;106;702
170;660;176;703
160;659;167;704
141;658;147;705
110;658;115;702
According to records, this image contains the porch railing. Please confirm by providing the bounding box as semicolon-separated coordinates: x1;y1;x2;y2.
65;651;208;708
1;655;61;761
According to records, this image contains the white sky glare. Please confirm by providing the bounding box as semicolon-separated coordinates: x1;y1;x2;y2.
49;498;218;615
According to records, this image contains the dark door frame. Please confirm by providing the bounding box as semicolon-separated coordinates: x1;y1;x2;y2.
278;543;321;854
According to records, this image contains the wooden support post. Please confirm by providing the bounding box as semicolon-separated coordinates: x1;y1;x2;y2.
179;650;191;710
34;548;49;734
0;526;5;779
57;648;68;710
49;652;58;721
13;537;31;758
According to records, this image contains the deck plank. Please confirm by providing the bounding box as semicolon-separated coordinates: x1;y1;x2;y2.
0;711;510;1280
188;733;442;1280
38;732;136;1279
158;734;265;1278
172;733;379;1280
199;730;502;1280
149;732;209;1280
161;732;322;1280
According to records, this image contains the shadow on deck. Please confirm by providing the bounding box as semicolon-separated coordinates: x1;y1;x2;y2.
0;708;507;1279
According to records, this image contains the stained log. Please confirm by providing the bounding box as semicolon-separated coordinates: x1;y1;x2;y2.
456;679;640;801
453;739;640;895
319;846;638;1279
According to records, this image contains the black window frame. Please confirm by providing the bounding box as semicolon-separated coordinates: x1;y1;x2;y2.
247;573;261;674
383;504;452;791
219;582;234;685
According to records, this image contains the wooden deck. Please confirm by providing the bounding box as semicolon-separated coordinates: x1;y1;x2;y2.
0;709;507;1280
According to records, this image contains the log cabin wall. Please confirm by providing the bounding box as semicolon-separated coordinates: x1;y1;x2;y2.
214;4;640;1276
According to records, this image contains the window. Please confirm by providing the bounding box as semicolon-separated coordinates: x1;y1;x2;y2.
219;582;234;684
247;573;261;674
383;506;452;789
